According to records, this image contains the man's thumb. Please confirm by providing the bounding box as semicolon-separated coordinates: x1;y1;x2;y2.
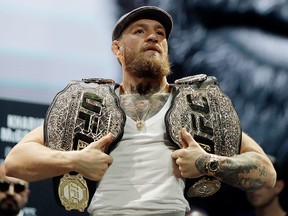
180;128;195;148
92;133;114;152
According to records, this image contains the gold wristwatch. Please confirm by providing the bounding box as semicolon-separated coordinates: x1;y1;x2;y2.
205;155;219;175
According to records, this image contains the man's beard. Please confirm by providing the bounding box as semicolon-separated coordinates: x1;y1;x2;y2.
0;197;21;216
124;50;171;79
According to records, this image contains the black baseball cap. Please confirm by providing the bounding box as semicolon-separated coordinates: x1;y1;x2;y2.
112;6;173;41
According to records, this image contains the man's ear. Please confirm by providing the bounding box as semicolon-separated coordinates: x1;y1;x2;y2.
111;40;123;65
111;40;122;56
274;179;285;194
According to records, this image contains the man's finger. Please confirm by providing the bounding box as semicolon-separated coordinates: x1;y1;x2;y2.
91;133;114;151
171;150;179;159
180;128;192;148
180;128;197;148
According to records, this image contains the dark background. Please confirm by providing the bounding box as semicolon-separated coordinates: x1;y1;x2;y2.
116;0;288;215
1;0;288;215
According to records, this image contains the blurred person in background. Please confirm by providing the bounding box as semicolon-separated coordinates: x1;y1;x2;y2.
244;155;287;216
0;164;30;216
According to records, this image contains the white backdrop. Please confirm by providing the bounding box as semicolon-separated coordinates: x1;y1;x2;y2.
0;0;121;105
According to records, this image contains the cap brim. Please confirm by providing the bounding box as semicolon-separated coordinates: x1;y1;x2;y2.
112;6;173;41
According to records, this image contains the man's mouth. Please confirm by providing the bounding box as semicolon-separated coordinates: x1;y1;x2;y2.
1;197;18;207
144;46;160;53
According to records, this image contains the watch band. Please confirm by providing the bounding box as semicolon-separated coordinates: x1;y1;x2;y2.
206;155;219;175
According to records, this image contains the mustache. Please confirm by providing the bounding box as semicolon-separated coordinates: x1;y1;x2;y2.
0;196;21;216
142;44;161;53
0;196;18;207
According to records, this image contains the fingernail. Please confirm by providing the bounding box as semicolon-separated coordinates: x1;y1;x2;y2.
108;132;115;139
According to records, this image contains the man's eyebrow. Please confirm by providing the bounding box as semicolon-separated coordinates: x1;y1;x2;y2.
128;23;148;30
129;22;165;31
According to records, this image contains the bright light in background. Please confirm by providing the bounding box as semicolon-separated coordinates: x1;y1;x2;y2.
0;0;121;104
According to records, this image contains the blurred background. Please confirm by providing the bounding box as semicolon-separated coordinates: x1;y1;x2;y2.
1;0;287;215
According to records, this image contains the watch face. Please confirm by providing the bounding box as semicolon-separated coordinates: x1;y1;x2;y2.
209;160;219;172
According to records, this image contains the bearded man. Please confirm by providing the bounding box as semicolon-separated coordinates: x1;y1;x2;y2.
4;6;276;216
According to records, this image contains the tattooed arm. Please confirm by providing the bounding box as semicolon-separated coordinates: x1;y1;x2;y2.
171;129;276;191
213;133;276;190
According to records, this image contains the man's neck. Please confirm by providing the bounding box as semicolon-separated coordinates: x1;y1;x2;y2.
255;198;286;216
121;74;169;95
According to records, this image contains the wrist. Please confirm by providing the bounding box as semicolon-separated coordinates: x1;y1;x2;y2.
62;150;79;173
205;154;219;176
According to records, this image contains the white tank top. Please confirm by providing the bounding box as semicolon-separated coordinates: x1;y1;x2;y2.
88;94;190;215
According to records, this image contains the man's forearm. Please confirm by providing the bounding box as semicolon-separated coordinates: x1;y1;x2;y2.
196;152;274;191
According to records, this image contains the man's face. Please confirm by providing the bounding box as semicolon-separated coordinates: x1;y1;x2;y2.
0;176;29;216
246;180;282;208
117;19;171;78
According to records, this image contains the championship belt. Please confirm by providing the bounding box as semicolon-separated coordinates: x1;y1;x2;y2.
165;74;241;197
44;78;126;212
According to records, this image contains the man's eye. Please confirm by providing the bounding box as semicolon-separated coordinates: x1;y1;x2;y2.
135;29;144;34
157;31;165;36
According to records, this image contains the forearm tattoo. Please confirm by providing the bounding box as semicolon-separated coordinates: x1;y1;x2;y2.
196;154;267;191
195;155;209;174
218;157;266;191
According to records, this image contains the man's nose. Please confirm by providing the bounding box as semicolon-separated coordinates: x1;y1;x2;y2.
146;32;158;42
7;185;16;195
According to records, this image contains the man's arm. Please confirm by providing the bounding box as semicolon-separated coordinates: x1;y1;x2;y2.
4;125;113;182
171;129;276;191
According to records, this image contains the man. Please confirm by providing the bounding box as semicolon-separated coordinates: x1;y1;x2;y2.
0;164;30;216
244;155;287;216
4;6;276;216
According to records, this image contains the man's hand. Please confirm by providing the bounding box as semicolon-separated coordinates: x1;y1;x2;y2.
72;133;114;181
171;129;209;179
